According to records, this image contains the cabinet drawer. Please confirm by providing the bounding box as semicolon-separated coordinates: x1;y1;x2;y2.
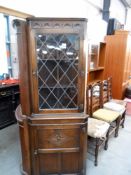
37;127;80;149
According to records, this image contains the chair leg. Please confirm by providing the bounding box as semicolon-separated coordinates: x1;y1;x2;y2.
121;111;126;128
95;138;100;166
115;116;121;137
104;127;110;150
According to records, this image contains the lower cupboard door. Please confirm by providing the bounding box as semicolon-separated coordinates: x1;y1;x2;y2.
31;121;87;175
37;152;80;174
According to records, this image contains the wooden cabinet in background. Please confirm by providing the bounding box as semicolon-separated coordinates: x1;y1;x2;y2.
15;18;88;175
104;30;131;99
88;42;106;83
0;84;19;129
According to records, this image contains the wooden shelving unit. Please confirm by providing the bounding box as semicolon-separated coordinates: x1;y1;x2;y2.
88;42;106;84
104;30;131;99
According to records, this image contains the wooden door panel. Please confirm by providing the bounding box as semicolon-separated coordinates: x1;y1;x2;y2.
28;20;86;114
30;118;87;175
38;152;80;174
61;152;80;173
39;153;60;174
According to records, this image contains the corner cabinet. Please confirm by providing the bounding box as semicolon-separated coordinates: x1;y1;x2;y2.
14;18;88;175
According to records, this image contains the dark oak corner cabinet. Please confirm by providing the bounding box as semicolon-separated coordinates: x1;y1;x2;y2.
14;18;88;175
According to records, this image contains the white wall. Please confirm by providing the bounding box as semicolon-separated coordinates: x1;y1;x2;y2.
0;0;108;42
110;0;126;24
0;0;88;17
0;0;128;76
125;8;131;30
0;0;127;40
0;13;8;75
0;0;107;77
9;16;19;78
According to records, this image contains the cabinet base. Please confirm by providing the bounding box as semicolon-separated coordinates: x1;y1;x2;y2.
20;164;28;175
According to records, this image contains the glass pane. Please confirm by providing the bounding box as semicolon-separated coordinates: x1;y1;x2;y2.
36;34;79;110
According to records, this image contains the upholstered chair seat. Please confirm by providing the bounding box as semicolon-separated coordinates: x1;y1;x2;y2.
110;99;127;107
103;102;125;115
88;118;110;138
93;108;120;123
102;77;126;128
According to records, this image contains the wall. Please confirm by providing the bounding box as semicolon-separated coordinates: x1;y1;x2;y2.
110;0;126;24
0;0;107;42
0;0;88;17
0;0;128;77
9;16;19;78
0;13;8;75
0;14;20;78
125;8;131;30
0;0;107;78
0;0;127;39
0;0;127;41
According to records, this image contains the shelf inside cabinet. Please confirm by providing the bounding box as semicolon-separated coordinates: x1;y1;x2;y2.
87;41;106;85
88;67;104;83
88;79;101;85
98;42;106;67
89;44;99;69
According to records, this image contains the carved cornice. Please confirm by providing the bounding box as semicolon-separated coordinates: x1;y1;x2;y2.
28;19;86;34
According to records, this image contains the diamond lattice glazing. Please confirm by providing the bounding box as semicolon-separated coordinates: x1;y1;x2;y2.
36;34;80;109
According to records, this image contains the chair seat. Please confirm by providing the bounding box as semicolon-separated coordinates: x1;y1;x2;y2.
93;108;120;123
103;102;126;115
88;118;110;138
110;99;127;107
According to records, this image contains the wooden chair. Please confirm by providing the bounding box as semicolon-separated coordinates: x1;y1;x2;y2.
88;81;121;138
86;84;110;166
104;77;126;105
102;77;126;128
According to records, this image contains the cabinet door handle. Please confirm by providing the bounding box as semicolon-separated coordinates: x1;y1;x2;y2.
32;70;38;76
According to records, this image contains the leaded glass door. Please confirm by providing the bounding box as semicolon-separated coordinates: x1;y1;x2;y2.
36;33;80;111
29;20;86;113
